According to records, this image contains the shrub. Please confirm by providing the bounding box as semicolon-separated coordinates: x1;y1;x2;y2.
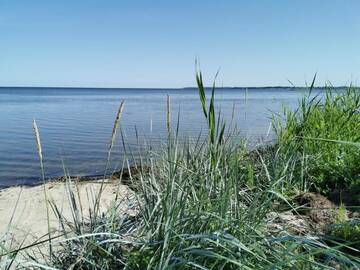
274;87;360;195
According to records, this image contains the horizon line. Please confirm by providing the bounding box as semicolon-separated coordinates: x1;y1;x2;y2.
0;85;353;90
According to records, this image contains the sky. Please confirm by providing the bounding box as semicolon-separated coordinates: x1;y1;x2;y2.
0;0;359;88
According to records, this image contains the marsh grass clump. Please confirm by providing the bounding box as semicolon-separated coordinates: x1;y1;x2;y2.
48;204;137;269
273;87;360;196
123;73;360;269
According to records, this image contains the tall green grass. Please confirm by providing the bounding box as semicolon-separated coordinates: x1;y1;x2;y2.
122;74;359;269
273;87;360;198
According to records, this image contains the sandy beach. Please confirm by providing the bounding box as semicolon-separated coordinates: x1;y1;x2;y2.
0;180;133;246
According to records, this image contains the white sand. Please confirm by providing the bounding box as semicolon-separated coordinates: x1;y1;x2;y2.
0;180;134;245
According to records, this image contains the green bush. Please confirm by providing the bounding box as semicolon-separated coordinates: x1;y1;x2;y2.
274;88;360;194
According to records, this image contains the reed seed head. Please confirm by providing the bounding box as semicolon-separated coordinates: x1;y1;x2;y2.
33;119;43;161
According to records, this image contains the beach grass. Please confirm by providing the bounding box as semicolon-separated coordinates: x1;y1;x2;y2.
1;73;360;269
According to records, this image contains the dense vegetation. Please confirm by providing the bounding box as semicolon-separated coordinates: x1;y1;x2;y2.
1;73;360;269
274;86;360;200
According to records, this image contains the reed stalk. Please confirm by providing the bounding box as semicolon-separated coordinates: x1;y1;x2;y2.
32;119;52;258
106;100;125;174
94;100;125;218
166;94;171;134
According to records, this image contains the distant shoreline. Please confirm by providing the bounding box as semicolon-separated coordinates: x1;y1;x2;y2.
0;86;351;90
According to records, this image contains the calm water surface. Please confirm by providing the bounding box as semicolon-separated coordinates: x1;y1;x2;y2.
0;87;311;187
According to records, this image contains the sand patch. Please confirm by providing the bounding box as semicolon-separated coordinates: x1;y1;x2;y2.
0;180;133;246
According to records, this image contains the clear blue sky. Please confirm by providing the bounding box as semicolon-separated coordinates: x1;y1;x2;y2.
0;0;359;88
